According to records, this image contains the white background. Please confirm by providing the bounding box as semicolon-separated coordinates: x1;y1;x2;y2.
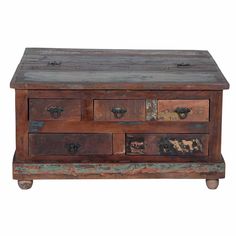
0;0;235;235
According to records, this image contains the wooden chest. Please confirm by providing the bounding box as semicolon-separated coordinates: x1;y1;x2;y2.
10;48;229;189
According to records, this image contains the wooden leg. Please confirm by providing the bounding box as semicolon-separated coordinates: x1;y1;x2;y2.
18;180;33;190
206;179;219;190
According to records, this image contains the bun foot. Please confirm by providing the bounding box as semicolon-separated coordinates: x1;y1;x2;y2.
18;180;33;190
206;179;219;190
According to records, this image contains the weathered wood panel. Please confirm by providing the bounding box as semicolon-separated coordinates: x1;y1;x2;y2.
208;91;223;161
13;160;225;180
22;154;210;163
28;90;215;100
146;99;158;121
113;133;125;155
81;99;93;120
157;100;209;121
28;121;209;133
10;48;229;188
29;134;112;156
29;99;81;121
94;100;145;121
126;134;209;156
10;48;229;90
15;90;29;160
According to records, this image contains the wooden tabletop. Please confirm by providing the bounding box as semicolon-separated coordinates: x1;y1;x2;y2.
10;48;229;90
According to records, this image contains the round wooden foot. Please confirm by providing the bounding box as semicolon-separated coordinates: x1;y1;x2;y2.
18;180;33;190
206;179;219;190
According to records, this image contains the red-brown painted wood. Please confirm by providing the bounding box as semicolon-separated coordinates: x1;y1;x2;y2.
29;134;112;156
15;90;29;160
29;99;81;121
94;100;145;121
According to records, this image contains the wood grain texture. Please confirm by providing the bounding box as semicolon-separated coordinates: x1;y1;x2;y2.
208;91;223;161
28;90;216;100
94;99;145;121
157;100;209;121
10;48;229;188
126;134;209;156
13;158;225;180
81;99;93;120
29;99;81;121
28;121;209;133
29;134;112;156
22;154;210;163
15;90;29;160
10;48;229;90
113;133;125;155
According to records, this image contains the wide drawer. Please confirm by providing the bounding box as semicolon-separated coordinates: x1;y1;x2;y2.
157;100;209;121
94;99;145;121
29;134;112;156
29;99;81;121
94;99;209;122
126;134;209;156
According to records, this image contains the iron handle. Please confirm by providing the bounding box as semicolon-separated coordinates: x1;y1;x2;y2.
111;107;127;119
174;107;191;119
47;106;64;119
48;61;62;66
177;63;191;67
65;143;80;155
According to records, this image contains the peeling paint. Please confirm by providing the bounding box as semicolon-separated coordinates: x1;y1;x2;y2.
29;121;45;132
14;162;225;176
159;137;203;155
146;99;158;121
126;136;145;154
157;110;180;121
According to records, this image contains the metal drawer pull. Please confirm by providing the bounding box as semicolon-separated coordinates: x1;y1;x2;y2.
177;63;191;67
47;106;64;119
111;107;127;119
65;143;80;155
48;61;62;66
174;107;191;119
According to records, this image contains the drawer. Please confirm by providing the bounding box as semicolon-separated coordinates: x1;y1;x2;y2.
94;99;145;121
29;134;112;156
157;100;209;121
126;134;208;156
29;99;81;121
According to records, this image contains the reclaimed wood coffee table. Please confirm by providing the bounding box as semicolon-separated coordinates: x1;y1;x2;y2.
10;48;229;189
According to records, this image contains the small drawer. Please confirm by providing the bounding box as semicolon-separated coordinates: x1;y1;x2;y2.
29;99;81;121
29;134;112;156
157;100;209;121
126;134;208;156
94;99;145;121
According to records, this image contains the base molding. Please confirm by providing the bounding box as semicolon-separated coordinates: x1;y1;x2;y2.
13;157;225;180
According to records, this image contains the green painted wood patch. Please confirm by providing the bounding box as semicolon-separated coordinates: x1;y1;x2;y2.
14;162;225;177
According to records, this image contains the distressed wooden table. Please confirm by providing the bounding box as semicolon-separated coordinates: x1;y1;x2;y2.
10;48;229;189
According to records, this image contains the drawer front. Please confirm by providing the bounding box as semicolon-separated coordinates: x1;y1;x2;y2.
157;100;209;121
126;134;208;156
29;134;112;156
29;99;81;121
94;99;145;121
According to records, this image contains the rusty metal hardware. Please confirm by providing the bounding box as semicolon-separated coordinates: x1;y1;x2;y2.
47;106;64;119
65;143;80;154
174;107;191;119
111;107;127;119
48;61;62;66
176;63;191;67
